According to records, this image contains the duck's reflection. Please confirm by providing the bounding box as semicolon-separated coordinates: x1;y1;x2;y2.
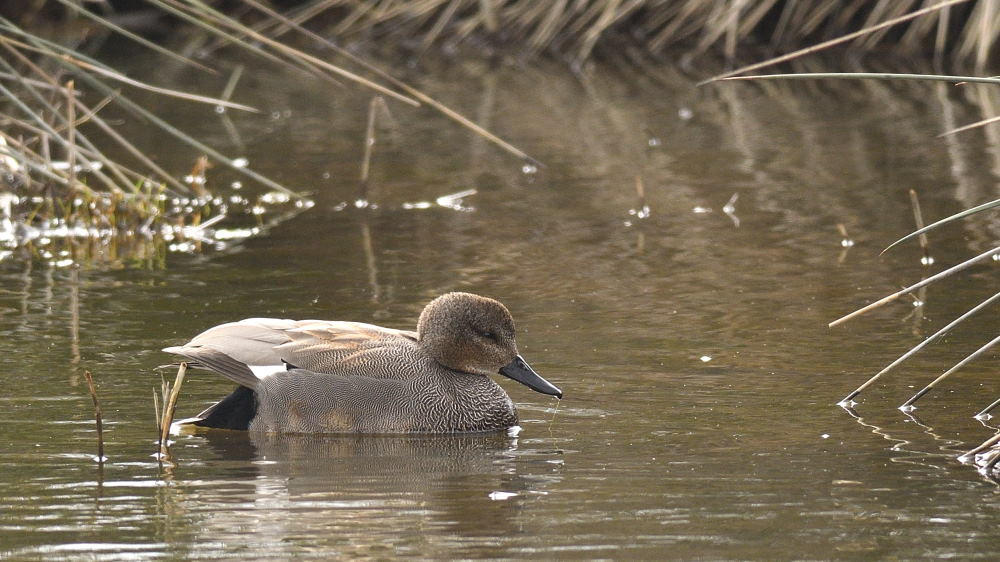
182;428;562;546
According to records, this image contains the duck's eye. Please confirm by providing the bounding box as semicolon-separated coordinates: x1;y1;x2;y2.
477;329;496;341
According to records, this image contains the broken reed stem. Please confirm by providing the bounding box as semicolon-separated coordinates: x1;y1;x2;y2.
635;175;646;210
360;95;380;186
829;246;1000;328
839;290;1000;405
158;362;187;458
909;189;931;264
83;370;104;463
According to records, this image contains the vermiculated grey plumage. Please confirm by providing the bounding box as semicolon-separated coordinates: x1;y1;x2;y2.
162;292;561;434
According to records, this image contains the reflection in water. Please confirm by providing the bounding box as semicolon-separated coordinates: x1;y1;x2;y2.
161;430;561;557
841;404;995;482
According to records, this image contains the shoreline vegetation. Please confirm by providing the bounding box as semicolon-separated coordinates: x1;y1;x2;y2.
5;0;996;67
1;2;995;264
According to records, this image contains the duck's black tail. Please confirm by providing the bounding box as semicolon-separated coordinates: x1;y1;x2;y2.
193;385;258;430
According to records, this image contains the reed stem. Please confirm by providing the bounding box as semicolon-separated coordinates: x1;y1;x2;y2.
83;370;104;463
158;362;187;459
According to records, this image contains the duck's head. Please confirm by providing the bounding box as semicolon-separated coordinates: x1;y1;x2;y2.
417;292;562;399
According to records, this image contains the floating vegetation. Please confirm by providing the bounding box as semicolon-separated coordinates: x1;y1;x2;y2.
0;175;311;268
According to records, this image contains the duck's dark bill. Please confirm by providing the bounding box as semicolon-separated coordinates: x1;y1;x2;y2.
499;355;562;399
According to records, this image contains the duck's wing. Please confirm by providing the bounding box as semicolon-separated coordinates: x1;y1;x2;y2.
163;318;296;389
275;321;420;378
163;318;419;388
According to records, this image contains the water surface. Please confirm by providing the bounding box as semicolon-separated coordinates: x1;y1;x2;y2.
2;49;1000;559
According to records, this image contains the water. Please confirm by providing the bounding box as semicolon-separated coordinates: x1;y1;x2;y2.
2;49;1000;559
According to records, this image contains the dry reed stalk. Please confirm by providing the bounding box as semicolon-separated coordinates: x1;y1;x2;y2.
219;64;244;106
187;155;210;198
3;15;297;198
839;291;1000;405
160;0;418;106
963;432;1000;463
829;246;1000;328
83;370;104;463
0;39;135;192
900;333;1000;410
836;223;850;241
158;362;187;459
237;0;539;165
975;396;1000;420
0;51;124;193
52;0;215;74
70;268;79;365
702;0;972;84
1;34;256;112
153;389;161;438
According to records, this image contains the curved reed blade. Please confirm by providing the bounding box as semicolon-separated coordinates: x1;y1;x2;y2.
2;18;288;195
838;291;1000;406
882;198;1000;254
700;0;973;84
830;246;1000;327
80;66;303;197
158;0;419;107
0;77;117;193
2;35;258;112
899;333;1000;411
52;0;216;74
235;0;540;165
716;72;1000;87
0;39;187;194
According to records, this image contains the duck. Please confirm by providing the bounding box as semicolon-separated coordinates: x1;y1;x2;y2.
163;292;562;434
